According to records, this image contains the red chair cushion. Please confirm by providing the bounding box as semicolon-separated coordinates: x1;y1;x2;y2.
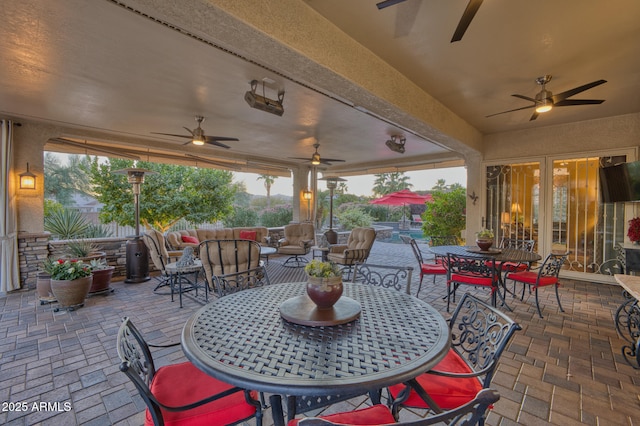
147;361;257;426
500;261;528;272
388;349;483;410
287;404;396;426
421;263;447;274
239;230;257;241
181;235;199;244
450;273;495;287
507;271;558;287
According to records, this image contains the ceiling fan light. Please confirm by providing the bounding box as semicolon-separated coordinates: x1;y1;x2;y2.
192;136;205;145
535;99;553;113
311;153;321;165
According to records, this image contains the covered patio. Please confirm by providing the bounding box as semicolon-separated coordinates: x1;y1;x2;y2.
1;241;638;425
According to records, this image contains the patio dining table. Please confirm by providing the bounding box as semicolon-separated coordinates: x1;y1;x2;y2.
181;281;450;425
427;245;542;305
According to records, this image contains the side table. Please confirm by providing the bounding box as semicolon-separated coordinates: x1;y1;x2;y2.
260;246;277;265
165;259;205;308
311;246;330;261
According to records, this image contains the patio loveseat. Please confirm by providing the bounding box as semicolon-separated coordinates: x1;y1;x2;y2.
166;227;269;250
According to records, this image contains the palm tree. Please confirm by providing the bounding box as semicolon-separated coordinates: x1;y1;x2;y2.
372;172;412;197
257;174;277;208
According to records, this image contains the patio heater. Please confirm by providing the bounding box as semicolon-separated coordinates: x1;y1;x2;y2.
115;168;156;283
319;176;345;244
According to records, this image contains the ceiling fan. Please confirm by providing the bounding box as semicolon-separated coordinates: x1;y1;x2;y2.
486;75;607;121
376;0;483;42
151;116;238;148
289;143;346;166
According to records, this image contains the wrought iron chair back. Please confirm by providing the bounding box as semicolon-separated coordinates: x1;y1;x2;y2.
499;237;535;252
116;317;263;426
351;263;414;294
199;239;270;297
297;388;500;426
443;253;500;312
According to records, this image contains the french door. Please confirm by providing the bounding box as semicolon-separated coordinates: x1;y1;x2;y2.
485;149;635;283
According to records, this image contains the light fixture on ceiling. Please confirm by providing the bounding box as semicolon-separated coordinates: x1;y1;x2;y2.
244;79;285;116
534;75;553;113
385;135;406;154
19;163;36;189
311;152;321;165
190;119;205;145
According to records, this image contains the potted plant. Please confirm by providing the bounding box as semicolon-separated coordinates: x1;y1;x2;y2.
628;217;640;244
36;258;57;305
88;258;115;294
49;259;93;311
304;259;343;309
475;228;495;251
65;239;106;262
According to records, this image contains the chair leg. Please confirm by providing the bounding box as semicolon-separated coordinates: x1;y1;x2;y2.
555;283;565;313
415;275;424;297
534;287;544;318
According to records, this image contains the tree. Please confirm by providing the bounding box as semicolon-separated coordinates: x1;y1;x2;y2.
421;185;466;243
257;174;277;208
44;153;93;205
89;158;236;232
372;172;413;197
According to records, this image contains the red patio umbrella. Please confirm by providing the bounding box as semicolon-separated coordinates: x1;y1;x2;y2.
370;189;433;222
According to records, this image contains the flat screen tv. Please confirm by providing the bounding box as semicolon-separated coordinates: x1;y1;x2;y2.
599;160;640;203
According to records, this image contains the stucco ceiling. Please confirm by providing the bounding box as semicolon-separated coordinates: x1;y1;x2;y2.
1;0;639;176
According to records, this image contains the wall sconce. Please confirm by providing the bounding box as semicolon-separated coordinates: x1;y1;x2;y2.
303;189;312;221
19;163;36;190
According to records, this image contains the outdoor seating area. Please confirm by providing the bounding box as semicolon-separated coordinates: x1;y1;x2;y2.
1;241;639;425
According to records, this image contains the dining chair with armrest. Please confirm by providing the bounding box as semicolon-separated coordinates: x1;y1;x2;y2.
352;262;414;294
443;253;503;313
291;388;500;426
408;238;447;297
388;294;520;424
505;252;569;318
199;239;270;297
116;317;263;426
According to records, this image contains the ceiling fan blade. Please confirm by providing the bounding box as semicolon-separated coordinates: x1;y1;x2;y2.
320;158;346;163
204;140;231;149
554;99;605;107
151;132;191;139
288;157;312;161
529;111;539;121
552;79;607;103
183;126;196;136
376;0;407;10
512;94;537;103
451;0;483;42
204;136;239;142
486;104;535;118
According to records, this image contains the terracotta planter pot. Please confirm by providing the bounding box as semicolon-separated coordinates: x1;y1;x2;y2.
89;267;115;294
50;276;92;310
306;275;343;309
476;239;493;251
36;273;56;303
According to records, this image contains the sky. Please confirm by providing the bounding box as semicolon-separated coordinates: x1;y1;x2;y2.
236;167;467;197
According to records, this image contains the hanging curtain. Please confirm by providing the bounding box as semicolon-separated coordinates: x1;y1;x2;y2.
1;119;20;293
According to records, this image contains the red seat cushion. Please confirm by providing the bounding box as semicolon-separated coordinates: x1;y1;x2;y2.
181;235;199;244
500;261;528;272
421;263;447;274
388;350;483;410
239;230;257;241
450;273;495;287
147;361;257;426
287;404;396;426
507;271;558;286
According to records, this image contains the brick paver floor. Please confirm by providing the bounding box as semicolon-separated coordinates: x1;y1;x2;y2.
1;241;639;425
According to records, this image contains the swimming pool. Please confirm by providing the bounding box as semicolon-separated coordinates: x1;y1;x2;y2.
383;231;428;244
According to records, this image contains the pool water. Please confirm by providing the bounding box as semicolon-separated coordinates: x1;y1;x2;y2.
384;231;428;244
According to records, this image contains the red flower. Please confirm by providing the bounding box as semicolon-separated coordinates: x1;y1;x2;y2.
628;217;640;242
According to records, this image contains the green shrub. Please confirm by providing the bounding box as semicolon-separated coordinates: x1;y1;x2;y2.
224;208;260;228
260;205;293;227
44;208;90;239
335;207;373;230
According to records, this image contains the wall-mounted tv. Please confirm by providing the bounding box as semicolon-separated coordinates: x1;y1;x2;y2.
599;160;640;203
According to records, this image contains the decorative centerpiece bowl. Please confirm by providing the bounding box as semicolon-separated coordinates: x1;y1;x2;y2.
475;229;495;251
304;260;343;309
